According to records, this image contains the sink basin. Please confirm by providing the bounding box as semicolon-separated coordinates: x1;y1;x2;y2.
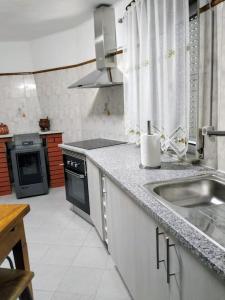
144;174;225;249
145;174;225;208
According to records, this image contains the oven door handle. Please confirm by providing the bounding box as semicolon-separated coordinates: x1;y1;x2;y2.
65;169;85;179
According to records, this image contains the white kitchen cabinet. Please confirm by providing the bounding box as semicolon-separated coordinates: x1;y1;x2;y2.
105;175;225;300
106;177;170;300
180;245;225;300
86;159;104;239
106;176;137;296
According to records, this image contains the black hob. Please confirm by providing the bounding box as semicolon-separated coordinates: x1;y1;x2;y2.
66;138;126;150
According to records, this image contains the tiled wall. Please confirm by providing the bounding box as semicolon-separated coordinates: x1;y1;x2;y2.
0;56;126;142
199;10;218;169
0;74;42;134
216;2;225;172
199;5;225;172
34;59;126;143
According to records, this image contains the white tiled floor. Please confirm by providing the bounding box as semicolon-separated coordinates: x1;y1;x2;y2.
0;188;131;300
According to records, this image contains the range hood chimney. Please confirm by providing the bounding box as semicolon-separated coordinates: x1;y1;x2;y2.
68;5;123;89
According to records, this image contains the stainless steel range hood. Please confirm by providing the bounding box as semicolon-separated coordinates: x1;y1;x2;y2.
68;5;123;89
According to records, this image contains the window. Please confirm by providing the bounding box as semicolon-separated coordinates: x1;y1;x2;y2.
189;14;199;144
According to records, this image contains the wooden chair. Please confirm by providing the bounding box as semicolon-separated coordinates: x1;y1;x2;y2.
0;268;34;300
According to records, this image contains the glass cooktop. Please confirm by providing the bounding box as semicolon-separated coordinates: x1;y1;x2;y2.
65;138;126;150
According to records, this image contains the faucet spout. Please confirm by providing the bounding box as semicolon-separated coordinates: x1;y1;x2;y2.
202;126;225;136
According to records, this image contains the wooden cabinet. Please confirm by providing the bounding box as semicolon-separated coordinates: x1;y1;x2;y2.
105;175;225;300
86;159;104;239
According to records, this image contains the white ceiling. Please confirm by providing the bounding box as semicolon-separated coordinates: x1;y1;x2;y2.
0;0;119;41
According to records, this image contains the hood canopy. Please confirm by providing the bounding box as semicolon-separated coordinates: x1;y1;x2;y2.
69;5;123;89
68;68;123;89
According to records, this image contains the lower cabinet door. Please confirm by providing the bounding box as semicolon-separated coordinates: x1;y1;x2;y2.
106;177;169;300
163;234;182;300
180;246;225;300
106;177;137;297
134;210;170;300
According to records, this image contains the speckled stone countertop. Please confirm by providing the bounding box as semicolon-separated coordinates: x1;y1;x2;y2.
60;143;225;280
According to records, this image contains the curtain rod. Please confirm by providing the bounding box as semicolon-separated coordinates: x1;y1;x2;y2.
118;0;136;23
118;1;198;23
126;0;136;10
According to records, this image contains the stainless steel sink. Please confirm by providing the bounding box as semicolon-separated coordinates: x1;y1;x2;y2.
144;174;225;249
146;174;225;208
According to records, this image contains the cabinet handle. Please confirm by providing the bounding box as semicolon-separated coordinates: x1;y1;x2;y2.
166;237;175;284
156;227;164;269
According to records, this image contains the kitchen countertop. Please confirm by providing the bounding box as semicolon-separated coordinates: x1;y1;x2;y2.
39;130;63;135
0;134;13;139
60;143;225;280
0;131;63;139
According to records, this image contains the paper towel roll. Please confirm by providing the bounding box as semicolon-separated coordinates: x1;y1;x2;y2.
140;133;160;168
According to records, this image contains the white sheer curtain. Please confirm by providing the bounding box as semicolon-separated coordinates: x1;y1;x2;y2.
123;0;190;157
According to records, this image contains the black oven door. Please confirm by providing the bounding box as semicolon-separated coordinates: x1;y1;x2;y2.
64;169;90;215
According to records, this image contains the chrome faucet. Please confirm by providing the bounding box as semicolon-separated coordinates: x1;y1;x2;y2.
202;126;225;137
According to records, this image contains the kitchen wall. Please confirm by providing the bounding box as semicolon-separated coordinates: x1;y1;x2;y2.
215;2;225;172
30;18;95;71
0;41;33;73
30;0;130;71
0;0;130;73
0;74;42;133
0;0;128;141
199;2;225;172
199;9;218;169
34;56;126;143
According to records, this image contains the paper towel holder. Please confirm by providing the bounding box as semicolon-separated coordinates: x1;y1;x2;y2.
139;120;161;170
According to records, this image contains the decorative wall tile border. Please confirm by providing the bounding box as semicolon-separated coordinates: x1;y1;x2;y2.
0;50;123;76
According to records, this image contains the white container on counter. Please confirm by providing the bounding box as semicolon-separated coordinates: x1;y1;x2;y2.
140;133;161;169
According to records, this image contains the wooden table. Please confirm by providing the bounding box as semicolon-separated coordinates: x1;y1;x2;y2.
0;204;33;299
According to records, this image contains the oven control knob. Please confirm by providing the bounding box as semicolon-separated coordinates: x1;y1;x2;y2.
67;160;71;166
71;162;79;168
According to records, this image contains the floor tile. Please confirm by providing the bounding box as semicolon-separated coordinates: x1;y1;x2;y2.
26;226;63;244
59;227;90;246
73;246;109;269
94;296;131;300
28;243;50;264
41;245;81;266
96;269;130;299
0;190;130;299
51;291;95;300
57;266;103;295
67;214;93;232
32;264;68;291
33;289;53;300
84;228;104;248
106;255;116;270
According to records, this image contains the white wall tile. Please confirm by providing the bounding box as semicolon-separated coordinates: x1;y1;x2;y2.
0;74;42;134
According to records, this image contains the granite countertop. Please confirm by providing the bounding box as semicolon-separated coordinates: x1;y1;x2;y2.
60;143;225;280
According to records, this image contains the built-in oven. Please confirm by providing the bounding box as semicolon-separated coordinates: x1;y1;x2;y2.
63;152;91;222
